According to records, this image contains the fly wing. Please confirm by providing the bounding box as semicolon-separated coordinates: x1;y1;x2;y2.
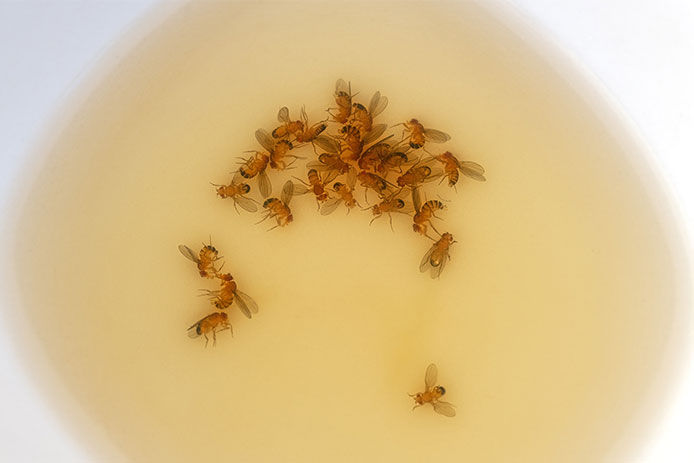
277;106;290;123
258;171;271;198
187;322;201;338
300;105;309;125
320;197;342;216
424;128;451;143
430;250;449;279
281;179;294;205
368;91;389;117
178;244;200;263
236;290;258;318
233;196;258;213
363;123;387;144
292;182;310;195
346;166;357;189
335;78;349;94
255;128;275;152
412;186;422;212
419;244;435;273
433;401;456;417
313;134;340;154
458;161;486;182
424;363;438;390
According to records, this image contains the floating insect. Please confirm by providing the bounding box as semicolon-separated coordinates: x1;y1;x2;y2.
256;128;302;170
420;232;455;279
294;168;337;207
328;78;353;123
433;151;486;187
178;241;222;279
295;106;327;144
399;118;451;149
237;151;271;198
351;91;388;135
187;312;232;347
410;363;456;417
259;180;295;230
212;180;258;213
321;168;358;215
272;106;304;139
201;273;259;319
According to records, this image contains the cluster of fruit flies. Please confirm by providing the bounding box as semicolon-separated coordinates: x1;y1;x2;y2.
178;240;258;346
213;79;485;278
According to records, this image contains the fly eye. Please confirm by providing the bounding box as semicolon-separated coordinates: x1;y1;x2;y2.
396;199;405;208
242;184;250;193
438;386;446;395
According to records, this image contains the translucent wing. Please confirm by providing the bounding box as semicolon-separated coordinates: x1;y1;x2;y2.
424;363;438;390
433;401;456;417
277;106;290;123
424;128;451;143
412;186;422;212
363;123;387;144
430;251;449;279
300;105;309;125
258;171;271;198
255;128;275;152
233;196;258;213
292;182;310;195
235;290;258;318
419;244;435;273
187;324;201;338
346;166;357;189
281;180;294;205
313;134;340;154
320;198;342;216
458;161;486;182
307;160;330;171
368;91;388;117
323;169;339;185
178;244;200;263
336;78;349;94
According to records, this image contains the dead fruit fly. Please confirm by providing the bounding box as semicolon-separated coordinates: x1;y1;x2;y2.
434;151;486;187
200;273;259;319
295;106;327;143
293;168;337;207
307;151;352;176
409;363;456;417
399;118;451;149
328;78;354;123
357;171;390;199
272;106;304;139
321;168;358;215
187;312;232;347
237;151;271;198
259;179;294;230
256;128;302;170
420;232;455;279
369;194;407;230
351;90;388;135
397;164;438;189
212;180;258;213
178;241;222;279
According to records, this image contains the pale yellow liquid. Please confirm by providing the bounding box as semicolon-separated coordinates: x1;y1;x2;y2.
9;1;689;462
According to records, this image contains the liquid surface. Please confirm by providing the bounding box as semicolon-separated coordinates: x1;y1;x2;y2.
11;2;687;461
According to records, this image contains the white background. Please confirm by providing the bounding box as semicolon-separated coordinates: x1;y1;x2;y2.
0;1;692;461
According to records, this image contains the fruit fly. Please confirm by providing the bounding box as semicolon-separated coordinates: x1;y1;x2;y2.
397;164;437;188
307;151;352;176
178;241;222;279
369;193;407;230
434;151;486;187
409;363;456;417
328;78;353;123
351;91;388;135
256;128;302;170
338;125;364;161
399;119;451;149
295;106;327;144
237;151;271;198
272;106;304;139
357;171;390;199
187;312;232;347
420;232;455;279
259;180;294;230
321;168;358;215
412;190;446;237
293;168;337;207
212;180;258;213
201;273;259;319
